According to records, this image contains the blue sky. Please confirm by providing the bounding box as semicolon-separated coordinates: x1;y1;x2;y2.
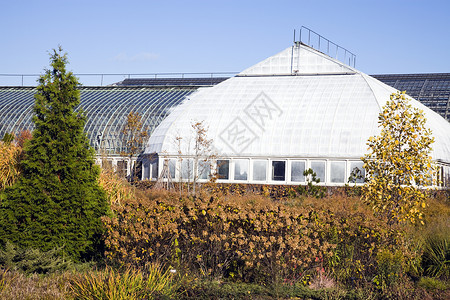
1;0;450;86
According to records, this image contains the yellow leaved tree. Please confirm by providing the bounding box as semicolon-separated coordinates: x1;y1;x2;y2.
362;91;436;226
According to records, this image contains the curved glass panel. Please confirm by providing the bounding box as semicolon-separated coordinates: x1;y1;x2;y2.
0;86;198;155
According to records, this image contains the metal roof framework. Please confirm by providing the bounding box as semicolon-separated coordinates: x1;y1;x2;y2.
0;86;200;154
373;73;450;122
1;73;450;157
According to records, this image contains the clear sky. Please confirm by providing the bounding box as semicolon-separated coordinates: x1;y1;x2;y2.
1;0;450;86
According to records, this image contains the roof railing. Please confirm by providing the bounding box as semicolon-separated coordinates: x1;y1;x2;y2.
0;72;237;87
295;26;356;68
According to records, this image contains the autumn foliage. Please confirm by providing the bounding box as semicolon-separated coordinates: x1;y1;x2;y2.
102;187;404;285
362;91;436;225
0;141;22;191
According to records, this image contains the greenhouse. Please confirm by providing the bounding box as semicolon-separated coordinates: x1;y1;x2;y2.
372;73;450;122
0;85;204;174
143;42;450;186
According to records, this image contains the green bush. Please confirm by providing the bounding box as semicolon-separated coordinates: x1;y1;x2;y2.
0;48;109;262
422;231;450;279
372;249;404;290
0;241;72;275
297;168;326;198
417;276;448;291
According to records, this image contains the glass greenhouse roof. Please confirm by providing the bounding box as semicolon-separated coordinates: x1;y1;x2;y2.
145;43;450;164
373;73;450;122
0;86;200;154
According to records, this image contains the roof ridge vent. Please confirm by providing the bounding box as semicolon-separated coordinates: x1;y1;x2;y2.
294;26;356;68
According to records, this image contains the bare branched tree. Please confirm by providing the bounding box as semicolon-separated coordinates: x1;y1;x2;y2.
121;111;148;181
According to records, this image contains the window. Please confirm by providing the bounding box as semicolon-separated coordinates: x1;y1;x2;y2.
151;161;158;179
181;159;194;180
330;161;345;183
102;160;113;170
199;160;211;180
234;159;248;181
445;166;450;188
217;160;229;180
117;160;128;177
169;159;176;179
349;161;365;183
143;161;150;179
310;161;325;183
291;160;305;182
272;161;286;181
253;160;267;181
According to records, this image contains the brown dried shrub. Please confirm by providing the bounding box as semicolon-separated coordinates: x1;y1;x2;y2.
103;190;355;284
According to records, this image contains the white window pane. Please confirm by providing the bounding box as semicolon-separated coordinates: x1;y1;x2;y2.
234;159;248;181
181;159;194;180
217;160;229;180
151;161;158;179
330;161;345;183
169;159;176;179
253;160;266;181
310;161;325;183
199;160;211;180
291;160;305;182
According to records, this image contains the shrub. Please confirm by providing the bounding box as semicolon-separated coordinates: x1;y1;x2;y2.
325;213;404;286
296;195;406;287
99;167;135;206
103;190;410;286
103;192;337;284
418;276;448;291
0;48;109;262
297;168;326;198
422;231;450;279
0;241;72;275
372;249;404;290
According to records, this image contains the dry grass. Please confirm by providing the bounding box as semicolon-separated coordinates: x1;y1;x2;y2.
0;142;22;191
283;193;377;220
69;264;178;299
98;168;135;206
0;269;71;300
308;272;336;290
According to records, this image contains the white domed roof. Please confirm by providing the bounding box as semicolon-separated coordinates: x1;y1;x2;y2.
145;43;450;163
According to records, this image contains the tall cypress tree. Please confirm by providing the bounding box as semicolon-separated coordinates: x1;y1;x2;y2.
0;47;108;261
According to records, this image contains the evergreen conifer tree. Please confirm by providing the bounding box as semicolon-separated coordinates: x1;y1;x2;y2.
0;47;109;261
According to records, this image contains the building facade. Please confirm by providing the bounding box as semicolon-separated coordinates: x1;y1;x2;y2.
143;43;450;187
